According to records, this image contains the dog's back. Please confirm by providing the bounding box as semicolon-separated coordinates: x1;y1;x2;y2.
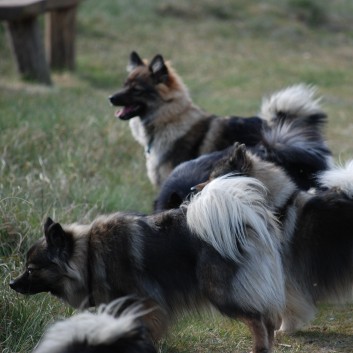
154;149;225;210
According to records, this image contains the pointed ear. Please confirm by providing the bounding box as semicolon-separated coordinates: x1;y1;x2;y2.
229;143;252;174
149;54;169;84
128;51;145;70
44;221;73;260
44;217;54;234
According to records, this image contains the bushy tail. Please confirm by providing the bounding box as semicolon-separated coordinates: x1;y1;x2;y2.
257;84;333;189
186;175;281;262
261;84;324;127
33;298;157;353
186;175;285;314
317;159;353;198
260;84;330;149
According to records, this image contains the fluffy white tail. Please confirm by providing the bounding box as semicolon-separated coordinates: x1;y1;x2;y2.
260;84;323;123
317;160;353;197
259;84;331;164
187;175;280;263
33;298;153;353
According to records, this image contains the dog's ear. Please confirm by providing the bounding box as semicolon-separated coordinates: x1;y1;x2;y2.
44;220;73;261
129;51;145;70
229;143;252;174
44;217;55;234
149;54;169;84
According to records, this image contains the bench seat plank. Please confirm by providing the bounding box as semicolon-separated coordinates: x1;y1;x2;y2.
0;0;81;20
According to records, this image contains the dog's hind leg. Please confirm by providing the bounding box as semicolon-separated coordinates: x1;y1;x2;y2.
198;247;276;352
240;315;274;353
210;299;272;353
140;299;169;341
264;316;279;351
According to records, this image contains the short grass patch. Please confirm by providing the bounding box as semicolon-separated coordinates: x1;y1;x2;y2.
1;0;353;351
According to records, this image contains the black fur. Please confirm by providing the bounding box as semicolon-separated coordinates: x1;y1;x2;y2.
60;337;157;353
155;149;225;210
154;114;331;212
198;143;353;332
287;191;353;300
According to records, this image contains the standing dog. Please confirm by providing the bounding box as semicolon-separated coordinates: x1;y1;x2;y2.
33;298;158;353
206;143;353;332
109;52;331;188
154;83;332;210
11;177;284;353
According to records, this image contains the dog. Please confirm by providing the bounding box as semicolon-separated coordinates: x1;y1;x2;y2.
32;298;158;353
204;143;353;333
154;83;332;210
10;176;285;353
109;52;331;188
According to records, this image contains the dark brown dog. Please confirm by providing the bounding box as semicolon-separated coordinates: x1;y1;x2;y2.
11;176;284;353
204;143;353;333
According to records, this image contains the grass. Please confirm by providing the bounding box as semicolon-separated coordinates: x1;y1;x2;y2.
1;0;353;351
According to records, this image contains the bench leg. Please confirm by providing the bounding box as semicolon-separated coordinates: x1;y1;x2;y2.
5;17;52;85
45;5;78;71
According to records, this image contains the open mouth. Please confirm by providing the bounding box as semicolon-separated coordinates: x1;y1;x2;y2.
115;105;144;120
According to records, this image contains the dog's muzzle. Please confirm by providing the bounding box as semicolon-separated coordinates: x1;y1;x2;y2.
9;278;21;292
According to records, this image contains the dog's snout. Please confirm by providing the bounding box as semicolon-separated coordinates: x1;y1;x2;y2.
9;279;16;289
109;94;119;106
9;276;27;294
9;276;24;292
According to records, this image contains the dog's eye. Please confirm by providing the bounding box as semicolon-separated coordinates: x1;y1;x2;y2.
132;86;143;94
27;266;39;275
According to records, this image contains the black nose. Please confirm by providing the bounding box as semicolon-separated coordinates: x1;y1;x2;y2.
9;280;16;289
109;95;119;106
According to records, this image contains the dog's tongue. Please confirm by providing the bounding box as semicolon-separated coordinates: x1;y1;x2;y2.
115;106;133;118
115;109;123;118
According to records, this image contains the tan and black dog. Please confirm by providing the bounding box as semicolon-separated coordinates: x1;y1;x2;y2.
109;52;331;188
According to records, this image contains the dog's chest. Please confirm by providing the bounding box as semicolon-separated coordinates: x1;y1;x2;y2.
144;127;191;187
130;114;205;187
145;146;173;187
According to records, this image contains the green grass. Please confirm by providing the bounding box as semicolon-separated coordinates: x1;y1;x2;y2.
1;0;353;351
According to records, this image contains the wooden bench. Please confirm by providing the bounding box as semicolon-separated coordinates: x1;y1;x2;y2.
0;0;81;85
